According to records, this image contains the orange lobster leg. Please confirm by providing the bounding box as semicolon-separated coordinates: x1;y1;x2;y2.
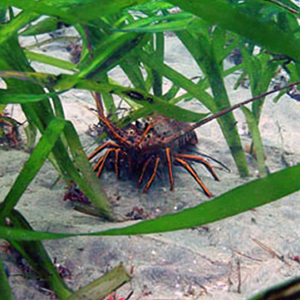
175;157;213;197
137;155;154;187
114;148;121;179
98;116;131;148
93;156;105;172
142;157;160;193
165;148;174;191
88;141;119;160
176;153;220;181
134;120;154;146
96;148;116;178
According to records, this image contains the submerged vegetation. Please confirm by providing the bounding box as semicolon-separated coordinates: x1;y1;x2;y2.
1;0;300;299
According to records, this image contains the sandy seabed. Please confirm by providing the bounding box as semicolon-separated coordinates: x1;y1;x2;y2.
1;28;300;300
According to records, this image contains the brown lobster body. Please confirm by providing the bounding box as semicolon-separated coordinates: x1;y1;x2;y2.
88;115;220;197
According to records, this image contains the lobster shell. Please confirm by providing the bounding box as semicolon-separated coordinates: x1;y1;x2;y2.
88;114;221;197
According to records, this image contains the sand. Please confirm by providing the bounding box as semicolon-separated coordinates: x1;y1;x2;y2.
1;27;300;300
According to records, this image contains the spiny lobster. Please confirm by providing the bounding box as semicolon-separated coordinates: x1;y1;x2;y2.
88;102;226;197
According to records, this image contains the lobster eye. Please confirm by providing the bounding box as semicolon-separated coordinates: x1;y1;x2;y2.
146;131;153;139
128;128;135;135
135;120;143;129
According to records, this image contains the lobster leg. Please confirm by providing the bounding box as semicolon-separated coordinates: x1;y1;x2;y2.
134;118;156;146
137;155;154;187
93;156;105;172
98;116;131;148
114;148;121;179
142;156;160;193
88;141;119;160
96;148;116;178
176;153;220;181
175;157;213;197
165;148;174;191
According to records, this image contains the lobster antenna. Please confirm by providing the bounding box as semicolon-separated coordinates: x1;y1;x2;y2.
188;149;230;172
163;80;300;145
83;25;106;120
91;91;105;119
